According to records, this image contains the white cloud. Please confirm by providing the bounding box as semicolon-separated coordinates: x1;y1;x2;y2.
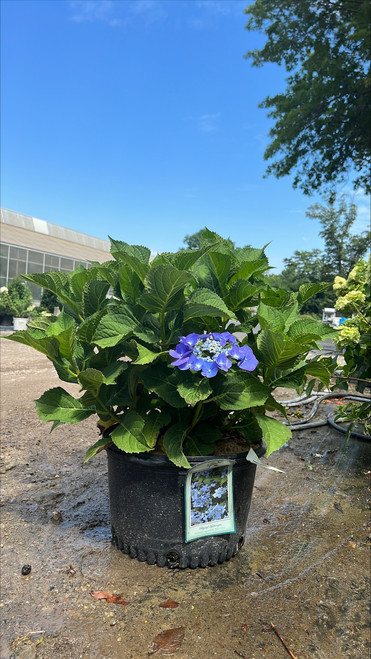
195;0;245;17
69;0;123;26
68;0;167;27
197;113;221;133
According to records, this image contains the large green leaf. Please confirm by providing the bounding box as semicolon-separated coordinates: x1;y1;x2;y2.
163;422;191;468
5;330;59;361
297;282;332;307
211;373;270;410
82;280;110;317
206;252;233;296
257;329;306;371
269;362;308;389
118;264;142;303
225;281;258;311
140;265;191;313
35;387;95;423
142;410;171;448
229;258;270;285
23;271;79;314
304;360;332;387
287;318;337;341
140;366;187;408
70;267;102;301
258;302;299;333
78;368;106;396
93;308;137;347
131;340;166;365
255;414;292;457
76;309;107;343
84;437;112;462
110;410;149;453
45;311;76;362
176;372;212;405
183;288;235;321
109;237;151;264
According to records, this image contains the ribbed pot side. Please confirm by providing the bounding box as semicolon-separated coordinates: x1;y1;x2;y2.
106;444;264;569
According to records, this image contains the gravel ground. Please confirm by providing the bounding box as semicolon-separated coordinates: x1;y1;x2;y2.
1;338;370;659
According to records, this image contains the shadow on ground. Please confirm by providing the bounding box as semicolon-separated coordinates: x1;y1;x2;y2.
1;341;370;658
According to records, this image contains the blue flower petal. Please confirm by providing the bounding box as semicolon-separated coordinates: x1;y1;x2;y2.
189;354;204;371
215;353;232;371
201;361;218;378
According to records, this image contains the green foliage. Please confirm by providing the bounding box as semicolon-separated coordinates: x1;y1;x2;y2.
0;277;33;318
332;258;371;421
4;230;335;467
244;0;371;194
267;196;370;316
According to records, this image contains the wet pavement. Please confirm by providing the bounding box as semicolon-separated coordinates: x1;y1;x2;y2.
0;340;370;658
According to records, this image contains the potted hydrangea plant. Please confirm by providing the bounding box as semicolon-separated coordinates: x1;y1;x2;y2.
5;230;335;568
0;277;33;330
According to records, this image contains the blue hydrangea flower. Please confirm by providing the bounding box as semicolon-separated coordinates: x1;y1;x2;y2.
169;332;258;378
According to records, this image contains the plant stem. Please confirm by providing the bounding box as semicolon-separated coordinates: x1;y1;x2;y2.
190;401;203;431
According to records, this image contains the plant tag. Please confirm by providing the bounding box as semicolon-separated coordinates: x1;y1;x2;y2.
246;448;285;473
185;459;236;543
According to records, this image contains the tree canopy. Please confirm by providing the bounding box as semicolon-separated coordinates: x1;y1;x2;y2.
244;0;371;194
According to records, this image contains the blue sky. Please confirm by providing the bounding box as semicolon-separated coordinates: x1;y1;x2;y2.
1;0;369;271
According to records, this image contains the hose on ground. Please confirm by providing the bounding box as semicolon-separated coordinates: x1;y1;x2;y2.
281;392;371;440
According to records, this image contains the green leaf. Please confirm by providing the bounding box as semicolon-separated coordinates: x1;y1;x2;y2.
304;360;332;387
82;280;110;317
110;410;149;453
183;288;235;321
84;437;112;462
140;265;192;313
255;414;292;457
258;302;299;333
225;280;258;311
5;330;59;361
211;373;270;410
297;282;332;307
163;422;191;468
287;319;337;341
70;267;102;301
140;366;187;408
23;271;79;315
35;387;95;424
78;368;106;396
142;410;171;448
257;329;306;371
206;252;233;296
131;341;167;365
93;308;137;347
118;264;142;302
45;311;76;362
176;372;212;406
109;237;151;264
269;362;307;389
23;270;69;295
76;309;107;343
100;361;128;384
229;258;270;285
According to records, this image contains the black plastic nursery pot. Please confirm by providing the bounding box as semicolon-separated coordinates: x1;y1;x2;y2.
106;443;265;569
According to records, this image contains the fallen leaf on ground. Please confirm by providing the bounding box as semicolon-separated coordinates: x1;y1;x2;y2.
159;599;180;609
90;591;129;605
333;502;343;513
149;627;185;655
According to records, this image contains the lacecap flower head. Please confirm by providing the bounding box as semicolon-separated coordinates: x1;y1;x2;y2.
169;332;258;378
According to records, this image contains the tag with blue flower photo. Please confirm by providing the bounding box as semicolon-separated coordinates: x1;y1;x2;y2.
185;460;235;542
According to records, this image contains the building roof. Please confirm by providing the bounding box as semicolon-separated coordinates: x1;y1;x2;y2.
1;208;111;262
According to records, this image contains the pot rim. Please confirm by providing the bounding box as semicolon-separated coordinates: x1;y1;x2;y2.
106;442;266;465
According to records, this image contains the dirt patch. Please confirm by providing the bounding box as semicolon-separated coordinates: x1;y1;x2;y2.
1;339;370;658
